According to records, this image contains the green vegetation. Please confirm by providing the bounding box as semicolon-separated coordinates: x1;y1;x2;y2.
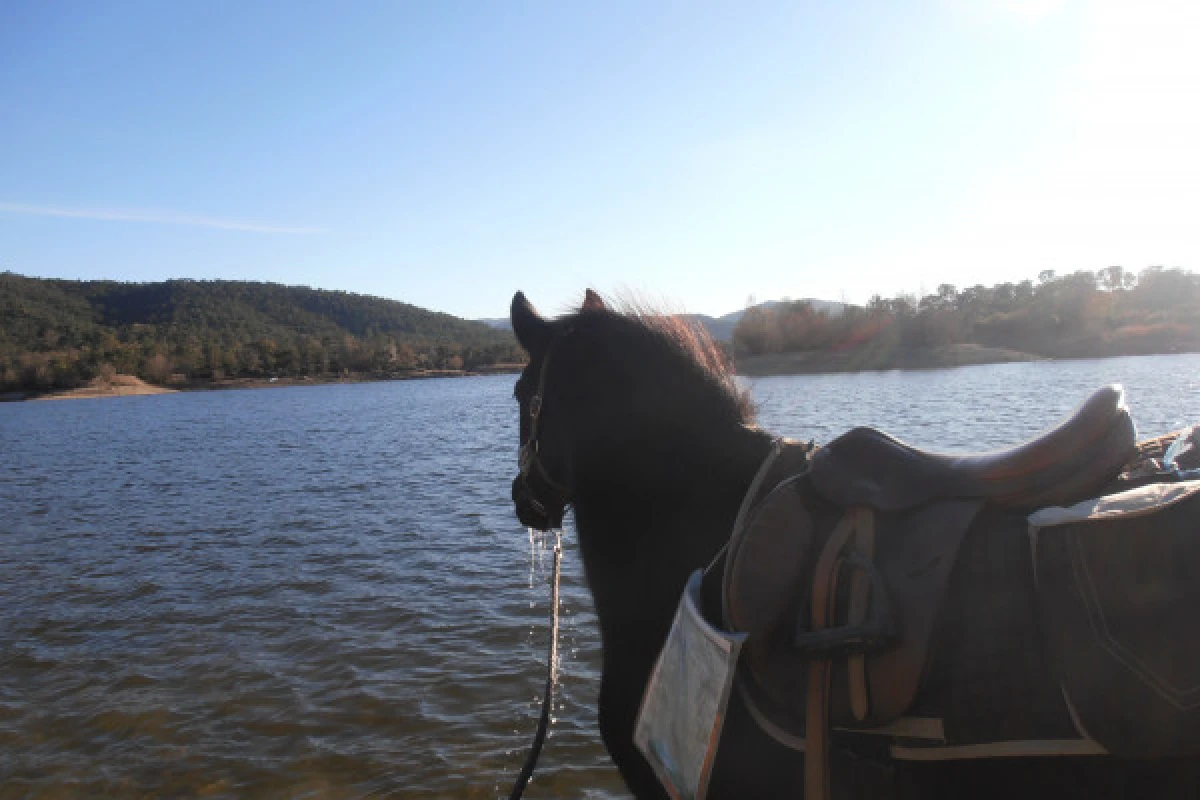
734;267;1200;366
0;273;523;392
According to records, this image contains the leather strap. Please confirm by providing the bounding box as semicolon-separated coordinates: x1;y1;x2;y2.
518;332;573;513
804;510;857;800
847;508;876;721
712;437;785;584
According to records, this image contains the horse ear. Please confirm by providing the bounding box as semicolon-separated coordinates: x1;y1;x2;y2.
511;291;551;353
581;288;606;312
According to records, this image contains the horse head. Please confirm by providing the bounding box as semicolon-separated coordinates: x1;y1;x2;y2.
508;289;605;530
509;288;752;529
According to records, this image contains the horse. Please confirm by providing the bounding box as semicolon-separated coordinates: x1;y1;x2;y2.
507;289;1200;799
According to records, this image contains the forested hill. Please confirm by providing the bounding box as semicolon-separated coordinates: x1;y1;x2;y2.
733;266;1200;365
0;272;523;391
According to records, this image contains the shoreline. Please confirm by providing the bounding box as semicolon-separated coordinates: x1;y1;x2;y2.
735;343;1200;376
735;343;1044;376
8;348;1200;400
2;365;525;403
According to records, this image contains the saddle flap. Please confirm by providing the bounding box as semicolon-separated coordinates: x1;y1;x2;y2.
738;499;982;730
723;480;814;657
841;498;982;724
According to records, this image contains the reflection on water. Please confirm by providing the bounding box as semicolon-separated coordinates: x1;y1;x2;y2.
2;355;1199;798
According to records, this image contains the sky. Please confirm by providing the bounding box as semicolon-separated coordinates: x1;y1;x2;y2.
2;1;1198;319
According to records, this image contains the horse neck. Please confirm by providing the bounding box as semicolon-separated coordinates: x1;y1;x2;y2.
570;421;773;647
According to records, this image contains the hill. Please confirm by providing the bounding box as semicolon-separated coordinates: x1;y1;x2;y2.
688;299;843;342
0;273;522;392
478;299;845;342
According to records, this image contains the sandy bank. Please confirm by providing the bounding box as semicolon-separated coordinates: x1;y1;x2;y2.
32;375;177;401
4;364;525;402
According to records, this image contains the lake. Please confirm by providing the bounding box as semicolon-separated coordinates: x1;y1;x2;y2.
3;354;1200;798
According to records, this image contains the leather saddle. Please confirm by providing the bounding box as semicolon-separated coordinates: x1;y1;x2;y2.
716;385;1137;799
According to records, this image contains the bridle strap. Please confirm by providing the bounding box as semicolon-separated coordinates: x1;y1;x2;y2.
519;332;572;506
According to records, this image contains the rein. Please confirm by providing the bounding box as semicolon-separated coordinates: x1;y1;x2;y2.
509;332;572;799
507;531;562;800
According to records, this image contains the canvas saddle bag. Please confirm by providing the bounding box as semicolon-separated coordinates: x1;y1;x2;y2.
1030;476;1200;757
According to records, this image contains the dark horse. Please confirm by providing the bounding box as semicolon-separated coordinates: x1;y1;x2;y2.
509;289;1199;799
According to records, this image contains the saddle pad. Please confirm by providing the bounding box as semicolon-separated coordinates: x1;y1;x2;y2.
1030;479;1200;757
635;571;747;800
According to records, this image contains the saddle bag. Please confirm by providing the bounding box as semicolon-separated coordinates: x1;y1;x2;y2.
1030;478;1200;757
634;571;746;800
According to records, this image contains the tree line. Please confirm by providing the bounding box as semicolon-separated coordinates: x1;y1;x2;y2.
0;273;524;392
733;266;1200;360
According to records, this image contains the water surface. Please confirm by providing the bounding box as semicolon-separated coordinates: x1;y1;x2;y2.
3;355;1200;798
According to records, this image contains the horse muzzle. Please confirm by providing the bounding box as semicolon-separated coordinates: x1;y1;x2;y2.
512;475;565;530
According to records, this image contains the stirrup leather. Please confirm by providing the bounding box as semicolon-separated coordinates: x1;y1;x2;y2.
804;508;886;800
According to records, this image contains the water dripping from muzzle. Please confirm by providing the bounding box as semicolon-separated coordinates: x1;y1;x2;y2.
528;527;555;591
508;528;563;800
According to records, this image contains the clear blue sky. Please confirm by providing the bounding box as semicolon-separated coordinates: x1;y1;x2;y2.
2;1;1198;319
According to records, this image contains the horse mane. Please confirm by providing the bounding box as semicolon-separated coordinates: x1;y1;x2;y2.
569;295;756;426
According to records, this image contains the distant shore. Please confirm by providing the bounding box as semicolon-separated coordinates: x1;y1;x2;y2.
735;343;1044;376
734;342;1200;376
10;348;1200;400
2;364;525;402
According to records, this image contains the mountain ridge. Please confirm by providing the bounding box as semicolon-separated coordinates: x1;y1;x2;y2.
1;272;522;392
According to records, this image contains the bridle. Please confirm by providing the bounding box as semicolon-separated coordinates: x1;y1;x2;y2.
517;331;573;519
508;331;572;800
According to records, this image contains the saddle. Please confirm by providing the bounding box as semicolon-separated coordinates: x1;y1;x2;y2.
718;385;1137;800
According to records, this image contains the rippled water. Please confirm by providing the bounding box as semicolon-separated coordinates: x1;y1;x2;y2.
3;355;1200;798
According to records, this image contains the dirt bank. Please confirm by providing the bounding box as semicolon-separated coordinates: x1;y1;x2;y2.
31;375;177;401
